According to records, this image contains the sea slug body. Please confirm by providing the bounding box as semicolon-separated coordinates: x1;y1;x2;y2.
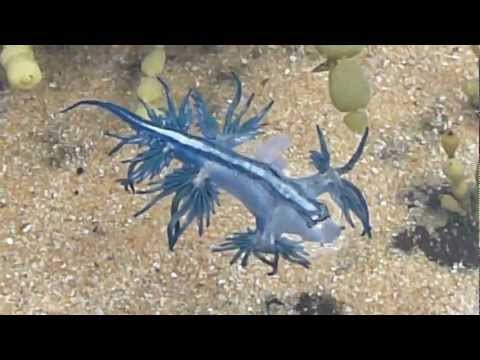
62;73;371;275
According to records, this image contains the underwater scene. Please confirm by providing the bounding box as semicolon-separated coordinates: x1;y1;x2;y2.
0;45;478;315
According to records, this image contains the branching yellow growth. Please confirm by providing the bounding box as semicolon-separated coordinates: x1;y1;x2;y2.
316;46;370;134
443;159;465;185
439;130;476;215
134;105;165;119
440;194;466;216
132;46;168;115
137;76;165;105
440;130;460;159
141;46;166;77
0;45;42;90
316;45;366;60
463;78;479;108
343;109;368;134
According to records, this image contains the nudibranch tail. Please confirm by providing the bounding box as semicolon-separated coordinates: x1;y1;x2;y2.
62;100;153;133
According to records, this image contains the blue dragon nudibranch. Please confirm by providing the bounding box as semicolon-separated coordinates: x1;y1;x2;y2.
62;73;371;275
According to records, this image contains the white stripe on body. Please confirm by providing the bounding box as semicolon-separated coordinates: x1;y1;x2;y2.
137;120;319;214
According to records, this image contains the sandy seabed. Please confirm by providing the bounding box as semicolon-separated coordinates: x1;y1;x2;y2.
0;45;478;315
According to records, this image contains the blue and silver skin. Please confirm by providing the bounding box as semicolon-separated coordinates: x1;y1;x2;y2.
62;73;371;275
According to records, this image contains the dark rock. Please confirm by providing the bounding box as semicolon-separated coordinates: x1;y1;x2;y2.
393;221;479;268
294;293;342;315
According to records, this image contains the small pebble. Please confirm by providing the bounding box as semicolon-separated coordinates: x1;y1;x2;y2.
21;224;33;233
